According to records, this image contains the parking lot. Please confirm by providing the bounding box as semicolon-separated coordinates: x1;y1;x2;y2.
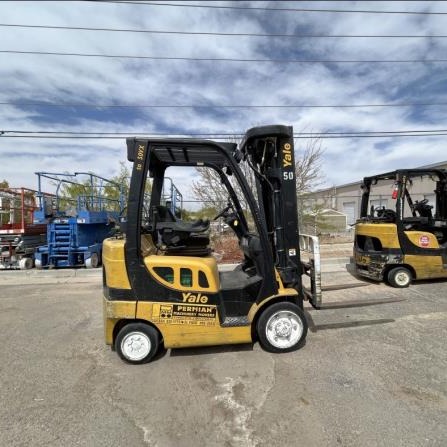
0;258;446;447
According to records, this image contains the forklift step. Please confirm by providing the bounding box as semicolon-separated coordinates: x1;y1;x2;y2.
221;316;250;327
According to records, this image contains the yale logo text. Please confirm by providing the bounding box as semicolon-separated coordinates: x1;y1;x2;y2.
283;143;292;167
182;292;209;303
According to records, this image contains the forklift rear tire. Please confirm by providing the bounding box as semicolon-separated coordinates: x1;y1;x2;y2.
85;253;99;269
115;323;160;364
257;302;308;353
387;267;412;288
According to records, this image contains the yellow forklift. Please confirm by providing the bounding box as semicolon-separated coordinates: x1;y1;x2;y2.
102;125;321;364
354;168;447;287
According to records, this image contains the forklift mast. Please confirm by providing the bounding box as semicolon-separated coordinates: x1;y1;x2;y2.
435;172;447;219
240;125;302;288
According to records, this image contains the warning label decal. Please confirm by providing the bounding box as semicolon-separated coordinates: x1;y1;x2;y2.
419;235;430;247
153;303;217;326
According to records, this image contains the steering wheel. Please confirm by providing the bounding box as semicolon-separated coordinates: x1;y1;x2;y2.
414;199;429;206
213;203;233;221
375;206;396;221
375;206;385;217
373;205;386;217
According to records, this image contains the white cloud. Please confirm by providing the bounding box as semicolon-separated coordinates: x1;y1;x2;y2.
1;0;447;197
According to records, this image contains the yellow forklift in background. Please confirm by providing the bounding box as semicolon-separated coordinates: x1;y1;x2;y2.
354;168;447;287
102;125;321;364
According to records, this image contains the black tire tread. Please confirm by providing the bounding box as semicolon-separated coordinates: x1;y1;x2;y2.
387;266;412;288
256;301;308;354
115;322;160;364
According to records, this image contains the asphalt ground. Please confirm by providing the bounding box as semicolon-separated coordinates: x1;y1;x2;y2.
0;252;446;446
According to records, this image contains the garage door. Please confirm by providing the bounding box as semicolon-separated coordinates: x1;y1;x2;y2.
343;201;356;226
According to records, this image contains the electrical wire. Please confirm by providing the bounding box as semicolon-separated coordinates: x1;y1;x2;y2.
86;1;447;16
2;50;447;64
5;129;447;135
2;23;446;39
2;101;447;109
2;134;447;139
2;130;447;139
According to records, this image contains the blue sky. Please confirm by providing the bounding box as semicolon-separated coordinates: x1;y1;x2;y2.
1;1;447;200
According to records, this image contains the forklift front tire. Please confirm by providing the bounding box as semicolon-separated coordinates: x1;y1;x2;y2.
387;267;412;288
257;302;308;353
115;323;160;364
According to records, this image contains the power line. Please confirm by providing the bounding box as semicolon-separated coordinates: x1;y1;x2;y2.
2;23;446;39
5;129;447;135
2;50;447;64
87;1;447;15
2;134;447;139
2;130;447;139
2;101;447;109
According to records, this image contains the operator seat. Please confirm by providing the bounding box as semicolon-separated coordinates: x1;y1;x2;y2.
152;205;211;256
415;203;433;220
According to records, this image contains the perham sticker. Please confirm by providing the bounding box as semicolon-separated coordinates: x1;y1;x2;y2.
153;303;217;326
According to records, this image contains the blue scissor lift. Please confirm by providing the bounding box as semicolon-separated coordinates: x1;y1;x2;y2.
162;177;183;219
34;172;124;268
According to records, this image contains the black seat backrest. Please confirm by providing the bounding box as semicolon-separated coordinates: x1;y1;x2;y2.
151;205;211;252
418;204;433;219
155;205;176;222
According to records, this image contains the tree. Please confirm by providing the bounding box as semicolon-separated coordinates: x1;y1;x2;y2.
294;137;328;235
191;135;325;211
294;136;325;195
0;180;9;188
191;136;257;213
104;161;131;211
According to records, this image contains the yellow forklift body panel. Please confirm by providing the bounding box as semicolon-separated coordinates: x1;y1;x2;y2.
136;301;251;348
248;287;298;321
103;299;136;345
102;238;131;290
404;255;447;279
355;223;400;248
103;284;299;348
143;255;219;293
403;231;440;249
